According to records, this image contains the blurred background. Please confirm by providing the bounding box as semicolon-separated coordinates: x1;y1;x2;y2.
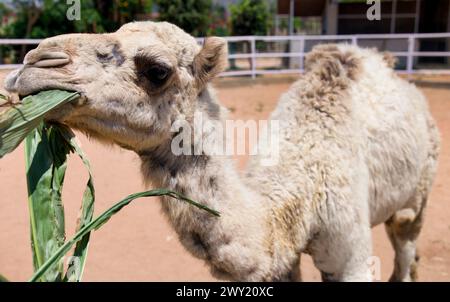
0;0;450;282
2;0;450;74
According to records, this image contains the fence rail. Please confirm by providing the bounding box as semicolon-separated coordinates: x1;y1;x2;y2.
1;33;450;76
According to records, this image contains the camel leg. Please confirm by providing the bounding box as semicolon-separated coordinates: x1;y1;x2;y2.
384;157;436;283
385;199;426;282
312;223;373;282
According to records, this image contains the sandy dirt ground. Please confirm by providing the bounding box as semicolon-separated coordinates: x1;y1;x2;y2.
0;72;449;282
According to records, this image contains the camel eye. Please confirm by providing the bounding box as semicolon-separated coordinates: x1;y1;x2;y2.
138;64;172;88
145;66;170;85
134;53;173;90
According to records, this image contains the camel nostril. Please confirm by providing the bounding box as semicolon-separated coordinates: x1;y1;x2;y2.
25;51;70;68
33;58;70;68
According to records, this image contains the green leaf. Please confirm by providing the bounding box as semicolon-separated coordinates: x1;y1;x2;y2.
58;125;95;282
29;189;220;282
25;123;74;282
24;122;96;282
0;90;80;159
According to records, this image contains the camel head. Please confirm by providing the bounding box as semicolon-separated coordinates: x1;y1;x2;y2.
4;21;228;151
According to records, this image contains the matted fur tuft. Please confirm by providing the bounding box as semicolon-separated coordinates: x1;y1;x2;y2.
305;44;362;81
381;51;398;68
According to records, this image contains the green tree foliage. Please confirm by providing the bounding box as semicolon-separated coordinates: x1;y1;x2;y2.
0;0;153;62
1;0;154;38
155;0;212;36
0;2;10;19
0;2;12;36
208;4;229;36
230;0;270;36
102;0;154;32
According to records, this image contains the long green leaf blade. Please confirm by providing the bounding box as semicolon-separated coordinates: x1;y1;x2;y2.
25;123;73;282
58;125;95;282
0;90;79;158
29;189;219;282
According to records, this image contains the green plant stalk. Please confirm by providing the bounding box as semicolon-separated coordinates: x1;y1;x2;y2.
25;123;73;282
0;89;95;282
24;123;96;282
29;189;220;282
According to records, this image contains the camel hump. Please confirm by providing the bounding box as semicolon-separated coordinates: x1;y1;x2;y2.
304;44;362;81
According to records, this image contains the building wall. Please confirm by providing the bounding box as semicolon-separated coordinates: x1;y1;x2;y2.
335;0;419;34
323;0;450;67
418;0;450;64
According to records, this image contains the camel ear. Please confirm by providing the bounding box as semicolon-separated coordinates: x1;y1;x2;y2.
193;37;228;88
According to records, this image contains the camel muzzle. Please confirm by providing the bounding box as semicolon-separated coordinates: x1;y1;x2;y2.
4;50;73;97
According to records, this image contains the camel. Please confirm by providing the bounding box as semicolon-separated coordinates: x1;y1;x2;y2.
4;21;440;281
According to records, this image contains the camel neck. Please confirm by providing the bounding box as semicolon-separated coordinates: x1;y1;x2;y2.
138;142;279;280
135;87;306;280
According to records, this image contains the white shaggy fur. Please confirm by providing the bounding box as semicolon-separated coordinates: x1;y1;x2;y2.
4;22;440;281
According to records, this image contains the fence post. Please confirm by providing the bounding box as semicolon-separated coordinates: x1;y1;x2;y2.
299;37;305;73
352;36;358;46
407;36;415;75
251;37;256;79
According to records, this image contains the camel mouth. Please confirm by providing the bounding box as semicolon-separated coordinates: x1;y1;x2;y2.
17;88;78;99
4;50;73;97
5;66;81;100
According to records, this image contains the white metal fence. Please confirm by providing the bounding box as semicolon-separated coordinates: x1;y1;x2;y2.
1;33;450;77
